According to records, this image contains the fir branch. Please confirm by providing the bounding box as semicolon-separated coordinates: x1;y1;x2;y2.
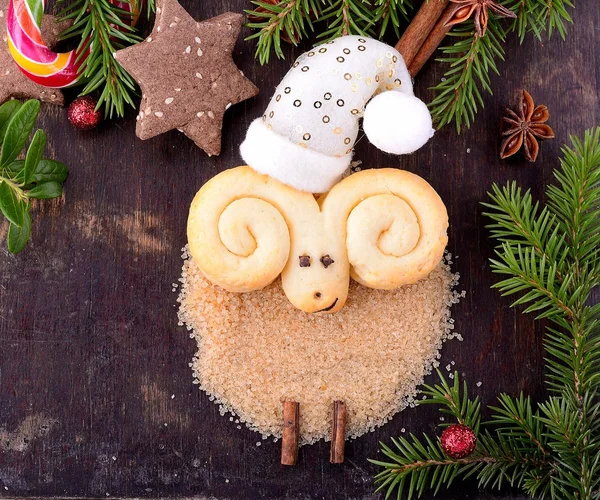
487;242;577;320
57;0;155;118
371;446;498;500
373;129;600;498
318;0;374;40
429;18;506;131
245;0;412;64
482;182;569;284
475;429;551;491
420;369;482;430
506;0;574;42
488;393;549;457
485;128;600;492
371;372;554;498
430;0;574;132
547;128;600;289
486;129;600;407
372;0;413;39
245;0;317;64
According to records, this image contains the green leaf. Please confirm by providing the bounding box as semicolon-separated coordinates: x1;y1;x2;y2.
27;181;62;199
3;159;24;176
31;159;69;184
7;208;31;254
0;180;25;226
0;100;40;168
22;129;46;185
0;100;22;143
5;159;68;185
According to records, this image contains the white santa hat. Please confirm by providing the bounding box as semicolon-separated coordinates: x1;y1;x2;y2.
240;35;434;193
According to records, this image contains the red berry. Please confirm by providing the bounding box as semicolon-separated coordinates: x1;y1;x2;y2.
440;424;476;459
68;96;102;131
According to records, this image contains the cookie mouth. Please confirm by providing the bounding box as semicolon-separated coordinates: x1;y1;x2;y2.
315;298;338;313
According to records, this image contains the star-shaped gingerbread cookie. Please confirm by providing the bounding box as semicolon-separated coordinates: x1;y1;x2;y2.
0;0;68;105
114;0;259;156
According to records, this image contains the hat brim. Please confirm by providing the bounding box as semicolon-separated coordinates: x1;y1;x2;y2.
240;119;351;193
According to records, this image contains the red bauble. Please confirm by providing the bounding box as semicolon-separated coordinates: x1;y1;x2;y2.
68;96;102;130
440;424;476;459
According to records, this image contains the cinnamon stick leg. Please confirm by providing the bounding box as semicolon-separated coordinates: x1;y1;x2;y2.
395;0;449;67
281;401;300;466
330;400;347;464
408;4;454;77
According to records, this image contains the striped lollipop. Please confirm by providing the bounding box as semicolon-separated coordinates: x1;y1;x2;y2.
6;0;140;89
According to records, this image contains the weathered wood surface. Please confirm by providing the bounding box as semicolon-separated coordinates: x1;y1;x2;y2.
0;1;599;498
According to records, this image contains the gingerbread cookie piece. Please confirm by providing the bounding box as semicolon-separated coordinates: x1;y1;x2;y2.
0;0;68;105
114;0;259;156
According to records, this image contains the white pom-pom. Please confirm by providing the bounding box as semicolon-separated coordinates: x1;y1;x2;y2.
363;91;434;155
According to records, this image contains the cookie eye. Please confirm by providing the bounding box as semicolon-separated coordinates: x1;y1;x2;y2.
320;255;334;268
299;255;311;267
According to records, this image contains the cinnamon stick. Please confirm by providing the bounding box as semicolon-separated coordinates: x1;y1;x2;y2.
395;0;449;68
281;401;300;466
407;3;454;77
330;400;347;464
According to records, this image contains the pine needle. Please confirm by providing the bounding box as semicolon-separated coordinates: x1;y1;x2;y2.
245;0;413;65
57;0;155;118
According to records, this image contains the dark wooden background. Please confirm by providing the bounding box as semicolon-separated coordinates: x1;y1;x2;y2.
0;1;598;498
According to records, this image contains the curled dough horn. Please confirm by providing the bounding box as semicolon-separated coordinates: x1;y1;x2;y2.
187;167;314;293
322;168;448;289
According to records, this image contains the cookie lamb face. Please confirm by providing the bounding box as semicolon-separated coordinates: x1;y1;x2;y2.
280;212;350;313
187;166;448;314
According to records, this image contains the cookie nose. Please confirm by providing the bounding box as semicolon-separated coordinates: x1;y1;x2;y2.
314;292;322;299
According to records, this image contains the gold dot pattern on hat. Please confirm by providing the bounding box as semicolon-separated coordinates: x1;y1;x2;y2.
261;35;413;158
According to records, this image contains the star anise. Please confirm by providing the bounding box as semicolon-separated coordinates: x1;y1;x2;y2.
444;0;517;37
500;90;555;162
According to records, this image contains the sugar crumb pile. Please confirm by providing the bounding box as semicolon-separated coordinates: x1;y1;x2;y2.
177;247;463;445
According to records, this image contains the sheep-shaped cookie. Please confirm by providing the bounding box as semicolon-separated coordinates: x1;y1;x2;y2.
185;35;449;463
